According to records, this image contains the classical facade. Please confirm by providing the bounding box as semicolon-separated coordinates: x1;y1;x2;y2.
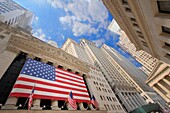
102;44;167;108
80;39;147;112
146;61;170;108
102;0;170;65
0;0;34;33
0;22;107;113
62;38;125;113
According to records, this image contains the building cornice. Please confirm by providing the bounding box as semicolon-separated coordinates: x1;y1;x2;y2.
7;34;90;74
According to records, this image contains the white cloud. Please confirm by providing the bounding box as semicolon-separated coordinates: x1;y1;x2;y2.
33;28;47;42
47;0;109;37
35;16;39;21
93;38;105;47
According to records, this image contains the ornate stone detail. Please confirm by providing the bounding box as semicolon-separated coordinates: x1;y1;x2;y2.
7;34;90;74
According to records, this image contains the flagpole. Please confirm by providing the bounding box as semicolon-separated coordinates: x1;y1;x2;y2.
23;97;29;108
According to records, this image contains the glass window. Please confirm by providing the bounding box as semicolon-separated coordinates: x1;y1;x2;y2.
157;1;170;14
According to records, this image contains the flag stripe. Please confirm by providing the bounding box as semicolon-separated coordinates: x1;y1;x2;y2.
17;76;86;89
56;77;85;86
15;79;87;92
56;73;84;84
56;69;83;80
13;84;89;97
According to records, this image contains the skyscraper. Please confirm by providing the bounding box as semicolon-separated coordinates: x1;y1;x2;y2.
102;44;167;108
62;38;125;113
108;19;158;75
80;39;147;112
0;0;34;33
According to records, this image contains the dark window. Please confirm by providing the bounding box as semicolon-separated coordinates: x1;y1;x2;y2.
122;0;128;4
58;65;63;69
157;1;170;14
125;7;132;12
130;18;136;22
133;23;139;28
141;41;148;47
47;61;53;66
67;69;72;72
167;53;170;57
136;31;142;34
34;57;41;61
162;26;170;34
165;42;170;47
138;35;144;39
0;35;5;40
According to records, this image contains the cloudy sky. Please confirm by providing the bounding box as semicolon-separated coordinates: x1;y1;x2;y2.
14;0;141;67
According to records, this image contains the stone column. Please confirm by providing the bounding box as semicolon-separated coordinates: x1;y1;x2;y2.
1;97;18;109
0;50;17;79
66;102;74;110
78;102;86;110
51;100;60;110
88;104;95;110
31;99;42;110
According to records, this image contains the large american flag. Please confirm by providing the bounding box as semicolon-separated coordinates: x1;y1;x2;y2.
10;58;90;102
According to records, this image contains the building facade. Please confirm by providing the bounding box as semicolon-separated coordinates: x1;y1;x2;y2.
0;0;34;33
62;38;125;113
102;0;170;65
102;44;167;108
146;61;170;108
0;22;107;113
80;39;147;112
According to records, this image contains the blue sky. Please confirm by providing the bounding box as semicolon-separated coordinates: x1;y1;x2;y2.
14;0;142;67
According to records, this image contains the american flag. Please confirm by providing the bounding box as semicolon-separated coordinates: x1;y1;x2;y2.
28;85;35;110
10;58;90;103
67;91;77;110
91;95;99;109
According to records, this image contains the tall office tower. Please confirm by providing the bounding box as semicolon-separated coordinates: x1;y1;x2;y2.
62;38;125;113
102;0;170;65
0;0;34;33
80;39;148;112
102;44;167;108
108;19;158;75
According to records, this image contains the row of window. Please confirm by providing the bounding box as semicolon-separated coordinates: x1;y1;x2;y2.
4;14;24;26
104;104;122;111
100;95;117;102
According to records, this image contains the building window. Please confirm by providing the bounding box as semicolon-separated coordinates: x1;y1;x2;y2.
0;35;5;40
162;26;170;34
165;42;170;48
125;7;132;13
130;18;136;22
122;0;128;4
157;1;170;14
133;23;139;28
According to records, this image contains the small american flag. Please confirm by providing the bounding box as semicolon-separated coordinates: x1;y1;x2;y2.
67;91;77;110
91;95;99;109
28;85;35;110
